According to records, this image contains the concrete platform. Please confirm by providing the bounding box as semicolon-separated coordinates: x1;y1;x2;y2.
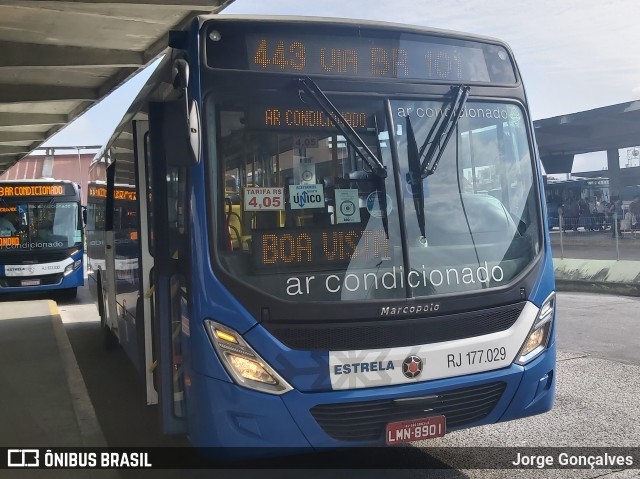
549;230;640;296
0;300;106;447
554;258;640;296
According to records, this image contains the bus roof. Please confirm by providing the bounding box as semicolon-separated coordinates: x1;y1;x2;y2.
0;178;77;185
200;15;510;49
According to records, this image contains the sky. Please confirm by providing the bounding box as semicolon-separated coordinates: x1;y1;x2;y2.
43;0;640;172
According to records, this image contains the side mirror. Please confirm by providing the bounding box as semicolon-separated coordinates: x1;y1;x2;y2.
172;58;189;90
162;100;200;167
162;58;200;167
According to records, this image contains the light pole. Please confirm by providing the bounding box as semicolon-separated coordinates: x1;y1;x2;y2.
76;147;84;204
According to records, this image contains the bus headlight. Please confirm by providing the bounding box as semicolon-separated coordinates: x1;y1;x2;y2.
204;320;292;395
515;292;555;365
63;259;82;276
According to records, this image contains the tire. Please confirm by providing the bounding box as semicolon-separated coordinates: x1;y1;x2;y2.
96;272;105;320
97;272;118;350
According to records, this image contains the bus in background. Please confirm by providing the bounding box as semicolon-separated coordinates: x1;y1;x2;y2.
620;184;640;202
86;178;140;355
544;177;610;204
544;177;610;229
89;16;556;452
0;179;83;299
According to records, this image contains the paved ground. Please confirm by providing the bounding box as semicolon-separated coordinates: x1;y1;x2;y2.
554;293;640;365
0;297;118;479
415;293;640;478
549;230;640;260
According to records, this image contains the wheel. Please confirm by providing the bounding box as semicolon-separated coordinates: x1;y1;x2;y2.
96;272;105;320
97;272;118;350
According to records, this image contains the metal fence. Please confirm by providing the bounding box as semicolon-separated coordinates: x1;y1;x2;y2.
550;213;640;261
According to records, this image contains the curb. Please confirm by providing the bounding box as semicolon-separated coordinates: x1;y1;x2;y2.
553;258;640;297
49;300;109;447
550;237;640;248
556;279;640;297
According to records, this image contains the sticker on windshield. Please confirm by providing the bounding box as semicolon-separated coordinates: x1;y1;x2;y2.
366;190;392;218
294;156;316;185
335;189;360;224
289;184;325;210
244;187;284;211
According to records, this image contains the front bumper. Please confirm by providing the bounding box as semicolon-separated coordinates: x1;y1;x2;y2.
0;264;84;294
187;344;555;450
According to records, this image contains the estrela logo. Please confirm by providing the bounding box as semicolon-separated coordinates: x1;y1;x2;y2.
402;355;423;379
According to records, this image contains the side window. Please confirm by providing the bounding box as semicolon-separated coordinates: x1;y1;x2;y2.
112;129;138;232
105;157;115;232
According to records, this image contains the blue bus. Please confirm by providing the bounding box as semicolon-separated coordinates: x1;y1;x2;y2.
544;177;607;229
0;179;84;299
88;16;556;452
86;179;141;358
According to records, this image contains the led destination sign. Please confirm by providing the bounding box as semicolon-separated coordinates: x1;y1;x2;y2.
206;23;516;83
259;107;369;130
0;237;20;247
89;186;107;198
115;190;136;201
252;226;389;271
88;186;137;201
246;103;375;131
0;184;74;197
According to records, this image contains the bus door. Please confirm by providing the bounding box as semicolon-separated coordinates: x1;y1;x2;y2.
147;102;190;434
133;119;159;407
103;160;119;336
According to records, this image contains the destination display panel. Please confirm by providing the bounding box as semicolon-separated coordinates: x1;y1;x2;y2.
252;225;390;272
205;22;517;83
0;183;76;198
247;103;375;131
88;185;137;201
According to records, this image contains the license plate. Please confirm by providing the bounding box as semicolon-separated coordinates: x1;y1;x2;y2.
21;279;40;286
385;415;446;445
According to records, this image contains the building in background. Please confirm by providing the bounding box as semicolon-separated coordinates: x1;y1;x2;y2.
0;148;98;205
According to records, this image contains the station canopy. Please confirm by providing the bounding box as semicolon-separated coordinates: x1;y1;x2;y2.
0;0;233;175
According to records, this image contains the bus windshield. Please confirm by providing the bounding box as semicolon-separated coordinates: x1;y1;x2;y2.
0;200;81;250
210;92;540;303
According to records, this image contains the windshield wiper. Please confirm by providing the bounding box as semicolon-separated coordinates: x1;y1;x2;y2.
297;77;387;178
418;85;470;178
405;85;469;245
406;116;426;243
